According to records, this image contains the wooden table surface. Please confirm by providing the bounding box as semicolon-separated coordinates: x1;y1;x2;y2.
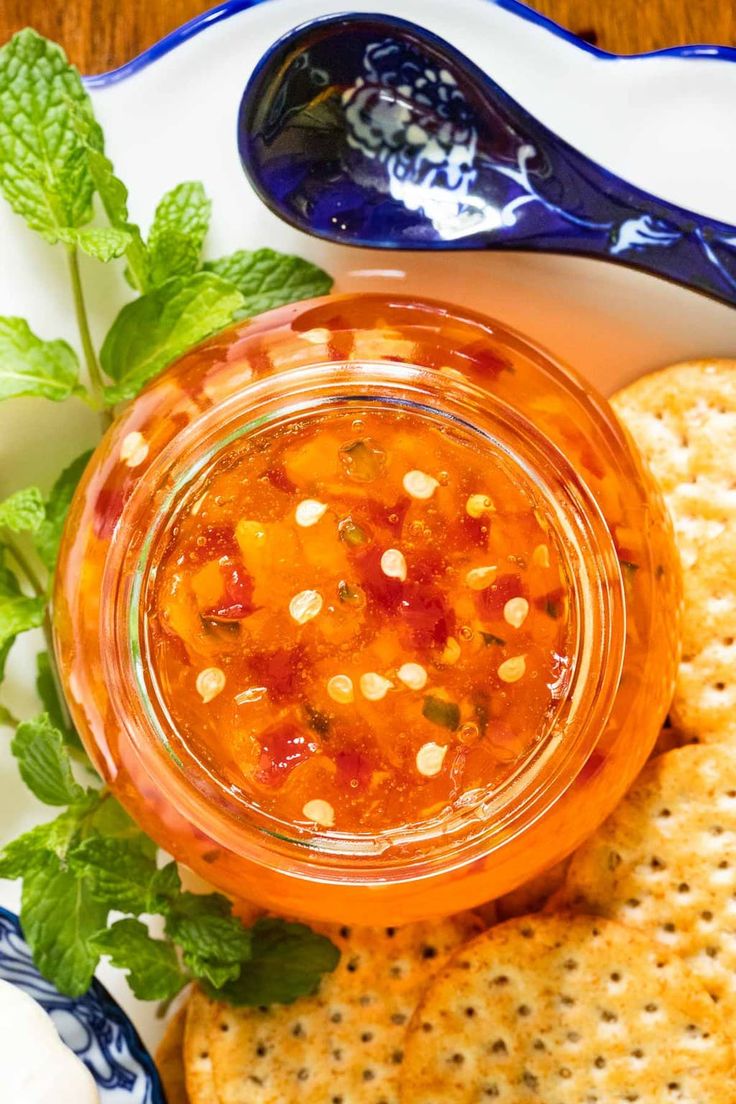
0;0;734;72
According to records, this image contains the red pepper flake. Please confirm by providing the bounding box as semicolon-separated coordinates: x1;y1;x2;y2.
401;583;455;648
93;487;127;540
247;645;308;703
335;749;372;791
262;462;297;494
579;750;606;784
255;721;318;787
204;563;254;620
189;525;240;564
411;551;447;585
357;547;404;612
461;339;513;379
459;512;490;550
479;573;527;619
363;495;411;536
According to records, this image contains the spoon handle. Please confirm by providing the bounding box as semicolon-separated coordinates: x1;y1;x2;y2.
473;116;736;307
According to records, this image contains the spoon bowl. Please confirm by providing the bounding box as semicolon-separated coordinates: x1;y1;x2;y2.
239;12;736;306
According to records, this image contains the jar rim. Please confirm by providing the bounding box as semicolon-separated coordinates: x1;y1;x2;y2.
98;354;625;886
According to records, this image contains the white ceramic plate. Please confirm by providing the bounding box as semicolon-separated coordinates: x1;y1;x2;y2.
1;0;735;1049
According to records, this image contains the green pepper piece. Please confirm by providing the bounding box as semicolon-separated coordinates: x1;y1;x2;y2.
422;696;460;731
337;579;365;607
338;516;368;547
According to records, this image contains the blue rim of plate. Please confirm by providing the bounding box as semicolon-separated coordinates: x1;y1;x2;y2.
0;907;165;1104
83;0;736;87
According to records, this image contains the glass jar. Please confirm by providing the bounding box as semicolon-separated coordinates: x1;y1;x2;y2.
53;294;680;924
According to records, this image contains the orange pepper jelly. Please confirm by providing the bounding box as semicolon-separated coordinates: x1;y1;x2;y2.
55;294;681;924
146;406;573;837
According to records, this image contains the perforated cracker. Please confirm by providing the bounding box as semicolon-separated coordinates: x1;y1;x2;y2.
612;359;736;742
494;858;570;921
399;913;736;1103
560;743;736;1017
184;988;220;1104
155;1003;189;1104
209;913;482;1104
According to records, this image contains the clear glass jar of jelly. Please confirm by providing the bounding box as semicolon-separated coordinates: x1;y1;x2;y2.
54;294;680;923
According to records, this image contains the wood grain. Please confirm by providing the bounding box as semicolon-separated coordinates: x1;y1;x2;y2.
0;0;734;74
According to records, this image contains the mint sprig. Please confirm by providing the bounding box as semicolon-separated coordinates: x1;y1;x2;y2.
0;26;337;1008
1;717;339;1001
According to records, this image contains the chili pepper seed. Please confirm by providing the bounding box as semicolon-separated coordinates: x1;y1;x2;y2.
289;589;323;624
466;494;494;519
328;674;355;704
503;596;530;629
295;499;328;527
416;742;448;777
196;666;226;703
402;470;439;500
498;655;527;683
360;673;394;701
120;431;149;469
397;662;428;690
465;566;497;590
302;799;335;827
381;548;407;582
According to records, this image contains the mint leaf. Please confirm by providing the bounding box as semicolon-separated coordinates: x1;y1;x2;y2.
85;795;155;847
0;800;95;878
101;273;244;402
91;919;186;1001
0;29;101;239
21;852;107;996
0;317;81;403
0;592;45;675
59;226;132;263
75;127;149;290
0;821;55;878
167;889;231;919
168;912;252;982
147;182;211;286
195;959;242;989
204;249;332;317
0;549;38;679
11;714;84;805
164;889;253;988
0;487;44;533
35;450;91;570
204;918;339;1006
67;837;170;914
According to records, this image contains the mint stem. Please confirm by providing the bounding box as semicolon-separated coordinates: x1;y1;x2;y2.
66;246;113;428
4;532;73;734
0;705;20;727
42;607;73;734
4;532;45;597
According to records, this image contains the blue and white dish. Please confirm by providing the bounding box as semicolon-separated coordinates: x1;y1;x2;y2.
1;0;736;1052
239;13;736;306
0;909;164;1102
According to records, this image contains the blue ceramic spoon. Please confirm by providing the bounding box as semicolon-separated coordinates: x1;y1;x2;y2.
238;12;736;307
